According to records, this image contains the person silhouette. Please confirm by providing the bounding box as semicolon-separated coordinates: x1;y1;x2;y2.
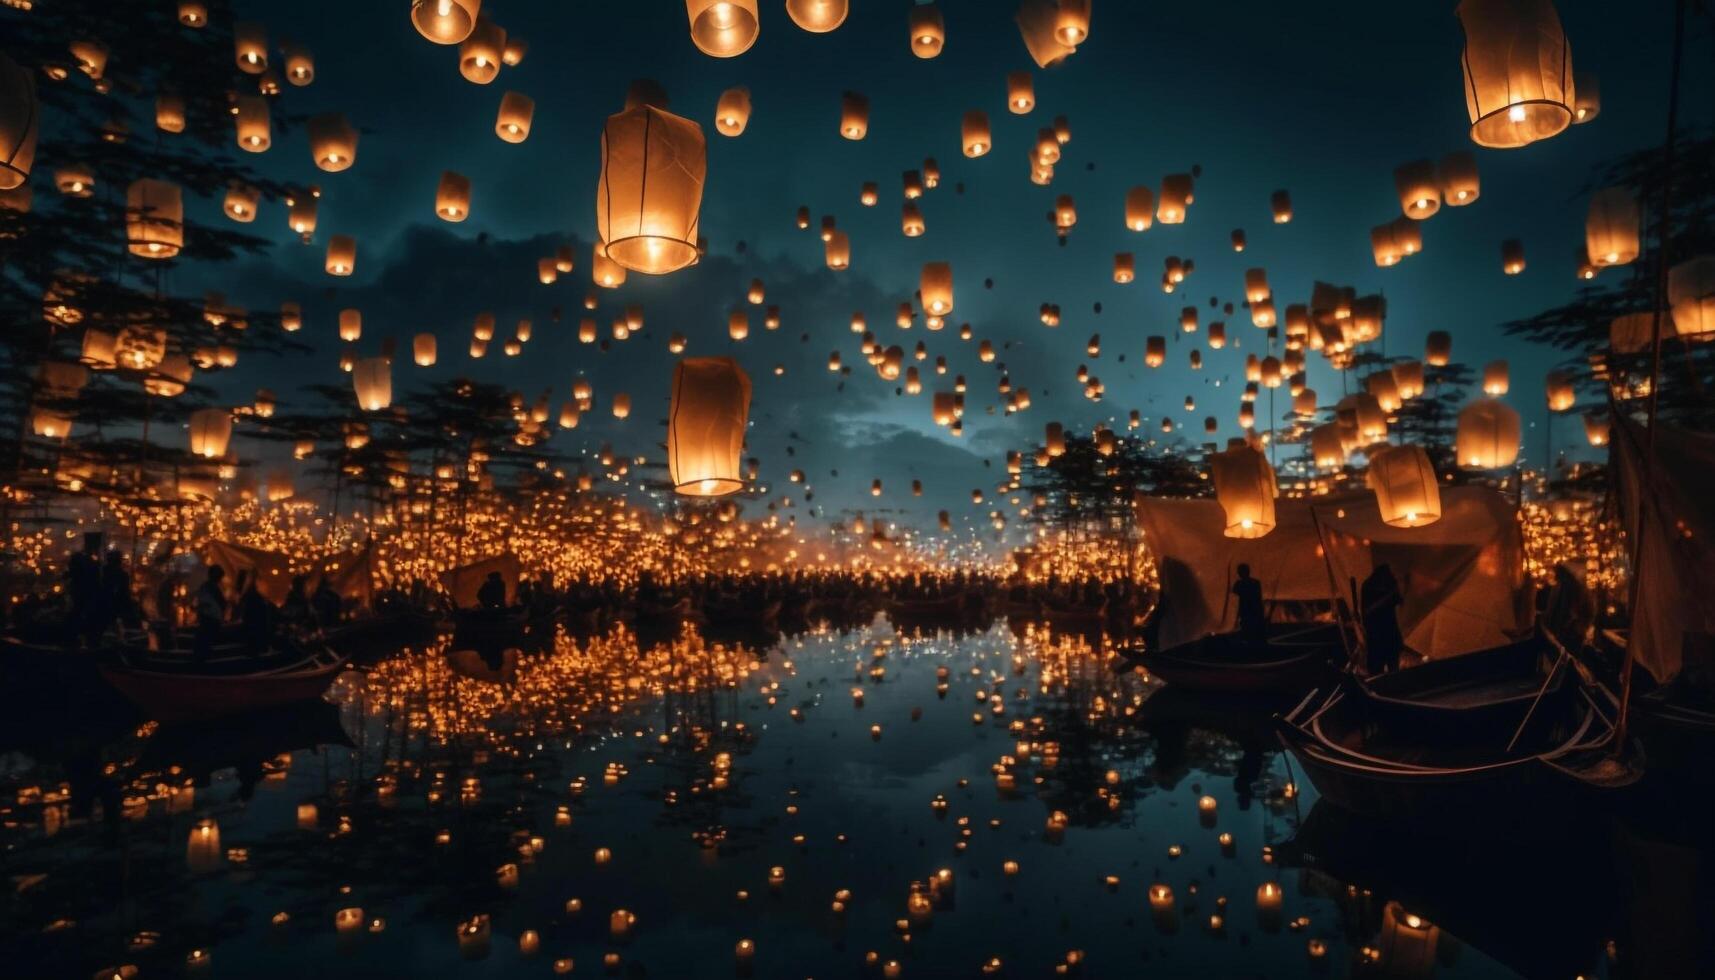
1232;563;1267;647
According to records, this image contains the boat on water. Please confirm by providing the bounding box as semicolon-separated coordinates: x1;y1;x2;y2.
1128;620;1344;697
1353;631;1564;738
1277;657;1633;836
319;605;443;657
99;635;349;724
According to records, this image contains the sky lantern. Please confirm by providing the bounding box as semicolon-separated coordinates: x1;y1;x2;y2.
904;169;925;199
1545;369;1576;411
1045;422;1066;457
1394;159;1440;218
537;257;559;283
1438;151;1480;205
592;241;628;287
503;35;529;65
1585;187;1640;267
354;357;392;411
326;235;357;276
715;87;752;136
728;309;749;341
188;408;232;458
496;92;534;141
1367;370;1401;412
1270;189;1292;223
473;312;496;341
1608;312;1654;354
413;0;480;43
1006;71;1035;114
1573;72;1600;123
840;91;870;139
962;110;991;157
1211;443;1277;538
786;0;847;32
284;45;315;85
68;39;108;79
413;333;437;366
156;94;187;134
1668;256;1715;338
1583;412;1611;447
1114;253;1135;283
1456;0;1573;148
234;21;268;73
1368;445;1441;528
688;0;759;57
825;229;851;269
1392;360;1425;400
178;2;208;27
339;308;362;342
612;393;631;418
288;195;318;238
921;262;954;316
1426;330;1452;365
1501;238;1526;275
909;5;945;58
234;95;271;152
1293;388;1318;418
1145;336;1166;367
1243;268;1270;304
436;171;472;221
1310;424;1345;469
668;357;751;496
1016;0;1076;68
308;113;358;171
1456;399;1520;468
223;182;259;223
1158;175;1192;224
126;179;184;259
1056;0;1092;45
598;94;705;275
902;202;925;236
1482;359;1509;396
1125;187;1154;231
460;16;506;83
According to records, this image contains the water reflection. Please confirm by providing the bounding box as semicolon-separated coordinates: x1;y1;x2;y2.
0;617;1706;977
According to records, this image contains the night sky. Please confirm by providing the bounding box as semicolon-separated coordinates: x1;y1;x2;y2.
187;1;1708;544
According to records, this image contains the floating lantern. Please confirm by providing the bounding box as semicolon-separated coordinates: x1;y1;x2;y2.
1586;187;1639;267
413;0;480;44
1573;72;1600;123
1425;331;1452;367
186;819;222;873
909;4;945;58
338;309;363;343
1669;256;1715;338
1158;174;1191;224
1438;151;1481;205
688;0;759;57
436;171;471;221
1006;71;1035;114
1016;0;1076;67
825;230;851;269
1545;369;1576;411
786;0;847;32
727;309;749;341
55;165;95;198
326;235;357;276
1394;159;1440;219
1456;0;1574;148
126;179;184;259
840;91;869;139
598;98;705;274
284;45;315;85
1456;398;1521;468
234;21;268;73
921;262;954;316
459;16;505;83
354;357;391;410
496;92;534;142
1114;253;1135;283
178;2;208;27
1501;238;1526;275
1211;444;1277;538
188;408;232;458
1270;189;1292;223
592;241;627;287
962;110;991;157
1482;359;1509;396
223;182;259;223
1584;412;1611;447
1368;445;1441;527
715;86;751;136
308;113;358;172
288;195;318;237
233;95;272;152
414;333;437;366
612;393;631;419
156;94;187;134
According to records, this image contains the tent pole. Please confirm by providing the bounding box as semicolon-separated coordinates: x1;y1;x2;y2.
1308;504;1355;669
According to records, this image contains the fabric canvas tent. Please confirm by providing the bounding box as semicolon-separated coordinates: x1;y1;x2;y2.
1135;486;1530;660
201;540;293;605
311;546;375;605
1612;415;1715;685
439;554;519;609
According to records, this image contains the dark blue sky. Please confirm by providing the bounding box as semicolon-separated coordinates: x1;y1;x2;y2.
197;1;1708;542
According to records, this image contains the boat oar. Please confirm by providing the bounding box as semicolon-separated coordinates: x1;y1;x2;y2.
1504;642;1569;755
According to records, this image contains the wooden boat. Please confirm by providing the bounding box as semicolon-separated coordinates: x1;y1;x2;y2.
320;606;442;657
1353;633;1564;739
1128;621;1342;696
99;640;349;724
1277;671;1631;836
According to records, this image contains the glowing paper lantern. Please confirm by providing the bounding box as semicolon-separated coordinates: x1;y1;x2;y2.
687;0;759;58
1368;445;1441;528
839;91;869;139
233;95;272;152
1456;0;1574;148
592;241;627;287
307;113;358;172
1006;72;1035;114
156;94;187;134
1016;0;1076;68
1211;444;1277;539
436;171;471;221
223;182;259;223
413;0;481;44
1114;253;1135;284
1438;151;1481;205
1426;331;1452;366
413;333;437;366
234;21;268;73
1311;424;1345;470
188;408;232;458
326;235;357;276
1668;256;1715;339
1056;0;1091;44
496;92;534;142
920;262;954;316
1457;399;1520;468
1545;370;1575;412
715;87;751;136
178;3;209;28
353;357;392;411
1270;189;1292;223
339;309;362;342
1583;412;1611;447
597;98;705;274
1125;187;1154;231
909;5;945;58
1394;159;1440;219
126;179;184;259
962;110;991;157
1482;359;1509;396
284;45;315;85
1572;72;1600;123
1501;238;1526;275
1158;175;1192;224
459;16;505;83
787;0;847;32
1586;187;1639;267
288;196;318;237
824;229;851;269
